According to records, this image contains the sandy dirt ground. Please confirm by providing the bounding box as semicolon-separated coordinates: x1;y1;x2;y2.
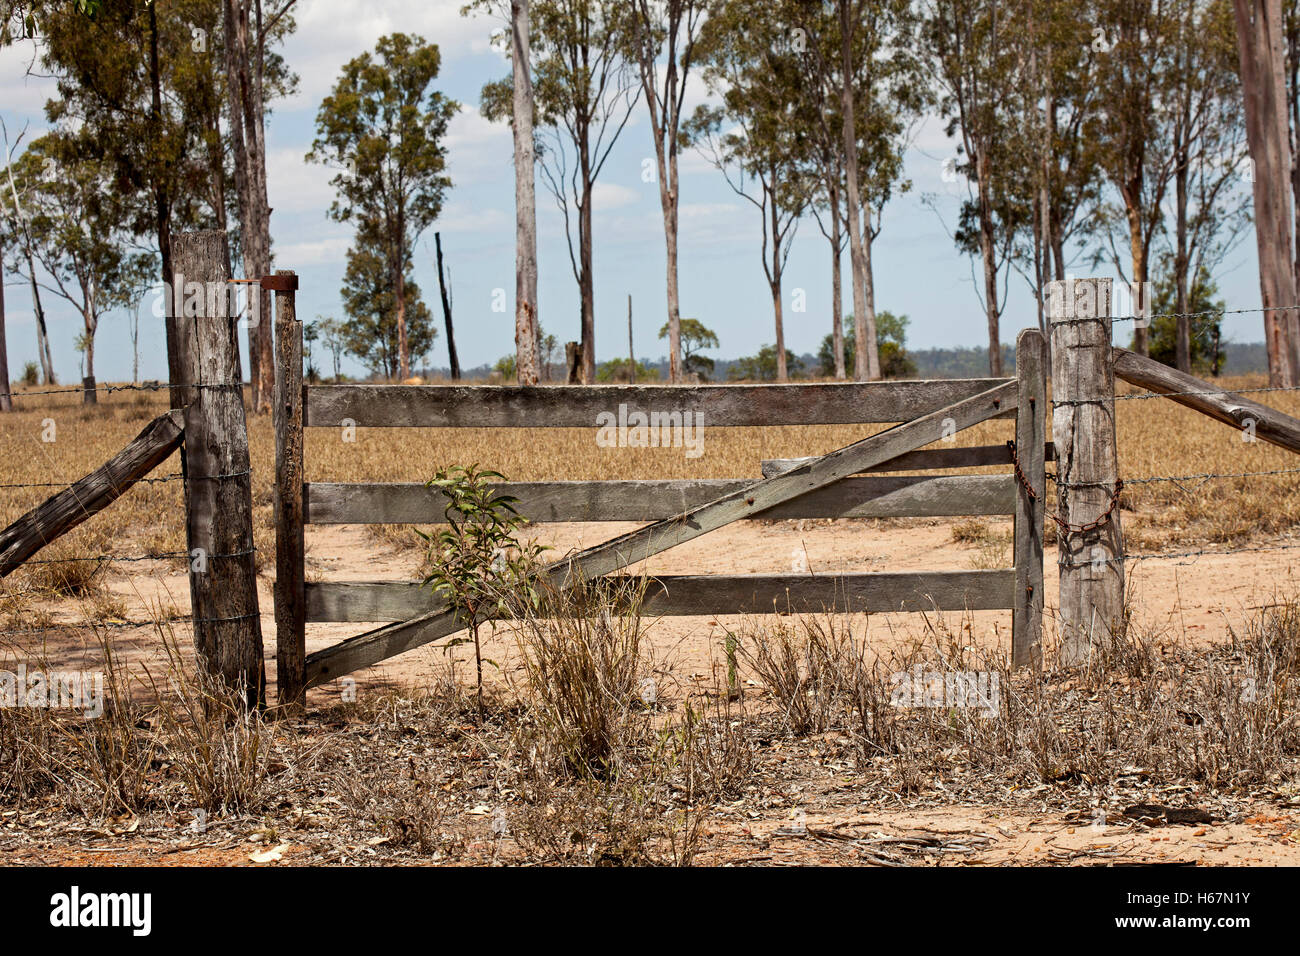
7;515;1300;866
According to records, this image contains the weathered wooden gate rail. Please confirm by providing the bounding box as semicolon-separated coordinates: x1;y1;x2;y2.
276;328;1050;698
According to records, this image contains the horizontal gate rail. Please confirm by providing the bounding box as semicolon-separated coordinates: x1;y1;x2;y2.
302;379;1017;687
303;474;1015;524
304;379;1014;428
760;442;1055;478
305;571;1016;623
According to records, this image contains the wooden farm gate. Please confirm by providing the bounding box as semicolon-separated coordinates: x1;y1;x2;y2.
273;304;1052;703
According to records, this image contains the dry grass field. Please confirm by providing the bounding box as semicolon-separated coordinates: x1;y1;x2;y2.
3;374;1300;866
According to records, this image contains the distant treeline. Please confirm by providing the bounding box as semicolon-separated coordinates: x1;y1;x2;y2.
419;341;1267;383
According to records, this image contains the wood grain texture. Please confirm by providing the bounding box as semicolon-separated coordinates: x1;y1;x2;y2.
173;231;265;707
1012;328;1047;668
304;379;1014;428
304;571;1016;624
303;379;1017;685
761;443;1056;478
0;410;183;576
272;271;305;707
1113;346;1300;452
304;474;1015;524
1050;279;1124;666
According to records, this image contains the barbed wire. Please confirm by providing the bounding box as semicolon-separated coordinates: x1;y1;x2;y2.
13;547;256;567
0;468;251;493
1104;304;1300;324
1050;465;1300;489
5;381;249;399
1061;540;1300;569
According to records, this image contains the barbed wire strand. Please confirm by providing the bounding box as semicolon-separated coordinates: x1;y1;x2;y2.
13;548;257;567
6;381;249;399
0;468;250;493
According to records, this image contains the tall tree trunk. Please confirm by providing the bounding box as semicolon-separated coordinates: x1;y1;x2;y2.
829;179;845;380
1235;0;1300;385
579;179;596;384
0;236;10;411
770;190;788;383
663;154;682;383
1122;184;1151;356
512;0;540;386
82;305;97;405
224;0;275;412
23;246;54;385
395;259;410;380
148;1;180;405
627;294;635;383
1175;150;1192;372
976;147;1003;376
840;0;879;381
435;232;459;379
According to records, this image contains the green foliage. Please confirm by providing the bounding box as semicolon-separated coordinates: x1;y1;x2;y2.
309;33;457;373
21;362;38;386
596;359;661;383
418;464;548;719
728;345;805;381
339;224;436;379
494;354;517;381
658;318;718;379
817;311;916;379
1143;265;1226;376
32;0;296;285
3;133;145;378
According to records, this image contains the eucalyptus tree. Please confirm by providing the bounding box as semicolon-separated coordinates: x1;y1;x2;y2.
481;0;638;383
1004;0;1104;334
309;33;458;381
923;0;1023;375
8;134;141;400
687;2;815;382
1240;0;1299;385
1162;0;1248;371
795;0;924;381
222;0;298;411
1;121;54;386
630;0;712;383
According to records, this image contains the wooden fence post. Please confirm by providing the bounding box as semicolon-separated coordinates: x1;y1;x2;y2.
1012;327;1046;668
1048;277;1125;666
271;270;306;707
172;231;266;708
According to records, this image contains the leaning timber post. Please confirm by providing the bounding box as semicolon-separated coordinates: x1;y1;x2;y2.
271;270;306;708
1012;328;1047;668
172;231;266;708
1048;277;1125;666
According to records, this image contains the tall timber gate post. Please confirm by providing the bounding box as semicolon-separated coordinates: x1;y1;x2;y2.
1012;327;1047;668
172;231;265;707
1049;277;1125;666
271;270;306;707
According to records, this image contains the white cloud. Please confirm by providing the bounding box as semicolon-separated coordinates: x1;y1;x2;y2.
430;200;510;235
445;107;512;187
279;0;489;110
266;145;337;215
592;182;641;211
275;235;351;266
0;45;56;119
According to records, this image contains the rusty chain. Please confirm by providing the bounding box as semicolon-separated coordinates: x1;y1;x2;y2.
1007;440;1123;536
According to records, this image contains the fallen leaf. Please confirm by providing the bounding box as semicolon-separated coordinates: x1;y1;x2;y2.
249;843;290;864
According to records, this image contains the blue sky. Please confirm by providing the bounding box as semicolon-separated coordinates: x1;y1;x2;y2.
0;0;1267;384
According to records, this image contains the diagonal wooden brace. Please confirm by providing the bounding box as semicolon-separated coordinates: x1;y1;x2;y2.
304;380;1018;687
